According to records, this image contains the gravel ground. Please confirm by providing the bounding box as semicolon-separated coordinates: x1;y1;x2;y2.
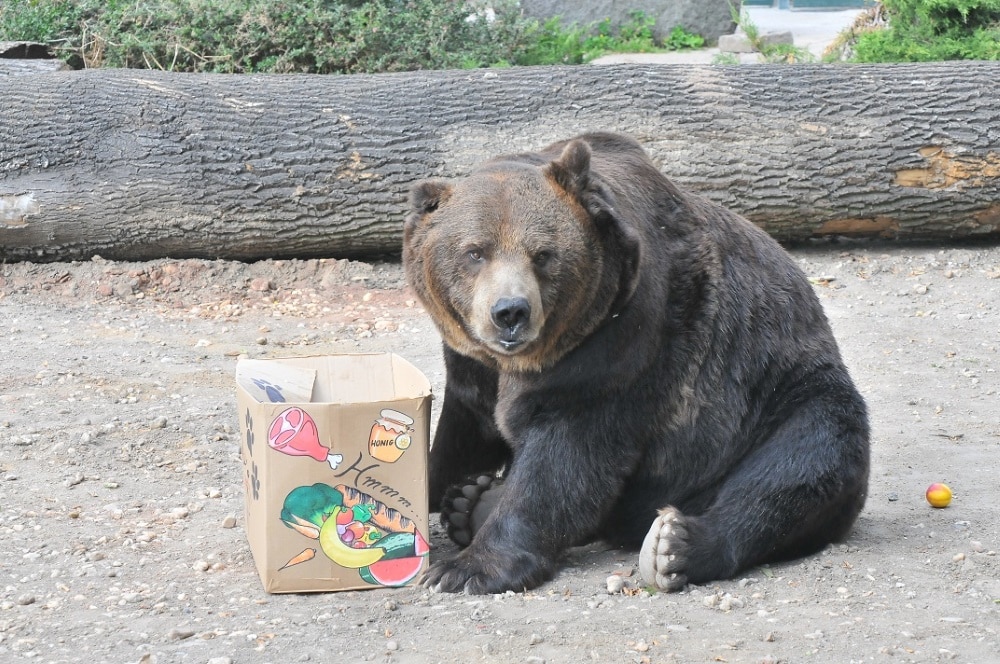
0;243;998;664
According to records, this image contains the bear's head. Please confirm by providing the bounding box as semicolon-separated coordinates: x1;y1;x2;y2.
403;139;641;373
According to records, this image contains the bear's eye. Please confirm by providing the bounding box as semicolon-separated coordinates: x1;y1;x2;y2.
533;250;554;268
467;248;485;263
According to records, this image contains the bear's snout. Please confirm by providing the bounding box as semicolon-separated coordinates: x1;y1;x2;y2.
491;296;532;348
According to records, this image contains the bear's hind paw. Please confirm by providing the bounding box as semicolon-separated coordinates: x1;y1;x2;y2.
638;506;690;592
440;475;504;548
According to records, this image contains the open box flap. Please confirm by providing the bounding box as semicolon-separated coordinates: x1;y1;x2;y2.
312;354;432;403
236;359;317;404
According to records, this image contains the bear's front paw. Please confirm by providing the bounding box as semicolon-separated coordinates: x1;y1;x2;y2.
422;546;553;594
638;506;691;592
440;475;504;547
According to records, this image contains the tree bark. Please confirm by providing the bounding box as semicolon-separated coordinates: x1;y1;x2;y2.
2;63;999;262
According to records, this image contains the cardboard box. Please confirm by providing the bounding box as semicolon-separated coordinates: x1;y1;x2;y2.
235;354;432;593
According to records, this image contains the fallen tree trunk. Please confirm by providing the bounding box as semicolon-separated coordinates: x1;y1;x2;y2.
2;63;999;262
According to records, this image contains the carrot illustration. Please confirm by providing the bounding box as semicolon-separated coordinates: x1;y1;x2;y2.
284;514;320;539
279;547;316;570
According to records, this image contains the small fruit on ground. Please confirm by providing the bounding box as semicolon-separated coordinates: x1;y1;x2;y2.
926;483;952;508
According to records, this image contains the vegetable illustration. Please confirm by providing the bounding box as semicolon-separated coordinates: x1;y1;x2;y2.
279;547;316;570
279;483;428;586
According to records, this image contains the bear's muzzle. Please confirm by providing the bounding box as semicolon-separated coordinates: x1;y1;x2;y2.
491;296;532;350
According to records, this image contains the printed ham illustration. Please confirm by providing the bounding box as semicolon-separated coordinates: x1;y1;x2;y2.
267;407;343;469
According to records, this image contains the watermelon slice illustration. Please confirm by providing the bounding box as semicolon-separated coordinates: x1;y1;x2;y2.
359;530;430;587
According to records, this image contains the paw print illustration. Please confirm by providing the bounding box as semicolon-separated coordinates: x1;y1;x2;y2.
252;378;285;403
245;409;255;456
248;462;261;501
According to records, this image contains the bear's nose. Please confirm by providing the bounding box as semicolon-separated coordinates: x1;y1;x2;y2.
491;297;531;332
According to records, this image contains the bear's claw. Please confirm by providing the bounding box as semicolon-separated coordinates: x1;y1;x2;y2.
638;506;690;592
440;474;503;548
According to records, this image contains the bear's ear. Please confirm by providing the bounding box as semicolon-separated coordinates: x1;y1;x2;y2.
545;139;592;195
408;179;453;215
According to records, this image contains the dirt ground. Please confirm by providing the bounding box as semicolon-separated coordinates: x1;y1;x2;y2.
1;242;998;664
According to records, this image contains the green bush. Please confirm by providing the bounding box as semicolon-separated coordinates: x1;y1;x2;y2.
0;0;536;72
852;0;1000;62
0;0;705;73
515;12;698;66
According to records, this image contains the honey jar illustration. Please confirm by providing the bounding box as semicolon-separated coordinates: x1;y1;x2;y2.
368;409;414;463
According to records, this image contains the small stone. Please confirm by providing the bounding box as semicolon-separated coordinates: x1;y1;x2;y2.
529;633;544;645
718;594;744;612
17;594;36;606
250;277;272;292
193;560;211;572
208;658;233;664
256;337;268;345
759;31;794;49
718;33;754;53
386;640;399;652
221;514;237;529
151;416;168;429
953;552;966;562
169;627;196;640
606;575;626;594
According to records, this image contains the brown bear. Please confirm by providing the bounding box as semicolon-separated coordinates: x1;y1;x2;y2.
403;132;869;594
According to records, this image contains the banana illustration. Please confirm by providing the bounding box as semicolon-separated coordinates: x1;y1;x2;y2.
318;506;387;569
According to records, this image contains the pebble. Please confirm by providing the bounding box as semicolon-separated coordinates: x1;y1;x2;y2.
704;592;744;612
386;640;399;652
529;633;544;645
250;277;273;292
606;575;626;594
207;658;233;664
221;514;237;529
953;552;965;562
169;626;195;640
17;594;36;606
719;594;744;612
